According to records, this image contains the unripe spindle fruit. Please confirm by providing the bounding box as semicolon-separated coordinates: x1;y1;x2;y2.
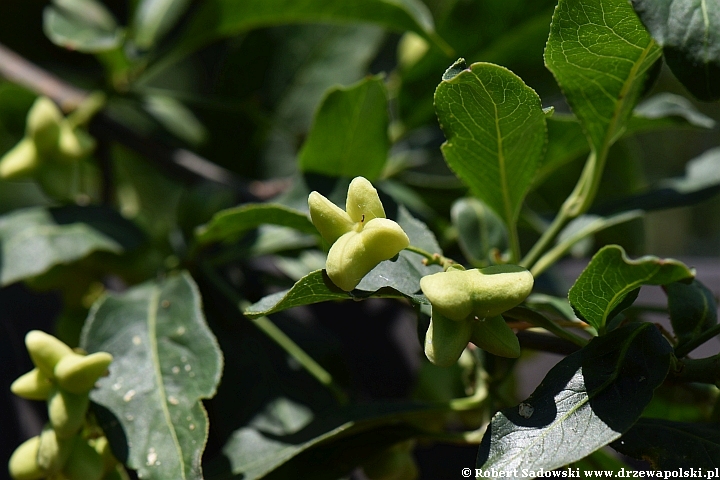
0;138;39;180
56;123;95;163
55;351;113;395
48;387;90;438
25;330;74;379
424;310;474;367
10;368;53;401
37;426;73;474
26;97;62;156
8;436;44;480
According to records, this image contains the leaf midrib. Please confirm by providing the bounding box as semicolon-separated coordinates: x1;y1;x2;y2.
148;285;186;478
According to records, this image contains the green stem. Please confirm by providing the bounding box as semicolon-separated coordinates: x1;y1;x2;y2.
404;245;456;270
671;354;720;386
418;427;486;445
508;222;521;265
505;306;589;347
675;323;720;358
202;264;348;404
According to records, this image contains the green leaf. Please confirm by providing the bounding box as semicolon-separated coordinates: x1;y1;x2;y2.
451;197;508;266
43;0;123;53
132;0;192;49
144;95;207;146
632;0;720;101
545;0;662;153
630;92;716;131
299;76;389;181
0;207;128;286
178;0;447;56
244;270;350;319
665;280;718;346
477;322;672;472
206;398;428;480
434;61;547;231
568;245;694;331
81;272;223;480
194;203;316;247
612;418;720;468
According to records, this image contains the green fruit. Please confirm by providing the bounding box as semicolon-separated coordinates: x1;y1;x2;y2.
469;315;521;358
55;352;113;395
424;310;473;367
25;330;74;379
308;176;410;291
0;138;40;180
26;97;62;156
37;425;73;474
8;436;44;480
420;265;534;321
55;123;95;163
10;368;53;401
308;191;354;244
63;437;104;480
326;217;410;291
48;387;89;438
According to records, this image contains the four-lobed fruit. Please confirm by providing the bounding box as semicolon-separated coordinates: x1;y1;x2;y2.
10;368;53;401
36;426;73;475
25;330;74;379
55;351;113;395
8;436;44;480
308;176;410;291
48;387;91;439
421;265;533;366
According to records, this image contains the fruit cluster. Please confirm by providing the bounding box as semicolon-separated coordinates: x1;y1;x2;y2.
308;177;534;368
8;331;123;480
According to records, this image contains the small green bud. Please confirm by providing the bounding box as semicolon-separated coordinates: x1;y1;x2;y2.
55;351;113;395
309;177;410;291
424;310;473;367
26;97;62;156
37;425;73;474
0;138;40;180
63;437;104;480
25;330;74;379
10;368;53;401
48;387;89;439
8;436;44;480
420;265;534;321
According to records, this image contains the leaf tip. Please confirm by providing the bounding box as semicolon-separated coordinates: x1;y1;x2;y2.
442;58;468;81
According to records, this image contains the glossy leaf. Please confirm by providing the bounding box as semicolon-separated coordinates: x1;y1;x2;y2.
244;270;351;319
568;245;694;331
477;322;672;472
0;207;128;286
194;203;316;247
299;76;388;181
545;0;662;153
178;0;446;55
435;61;547;229
43;0;123;53
207;398;429;480
81;272;223;480
665;280;718;346
632;0;720;101
612;418;720;468
451;197;508;266
133;0;192;49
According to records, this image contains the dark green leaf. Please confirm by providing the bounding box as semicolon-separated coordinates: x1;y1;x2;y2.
144;95;207;146
178;0;447;57
207;398;430;480
43;0;123;53
665;280;718;346
631;0;720;101
568;245;694;331
451;197;508;266
194;203;316;247
0;207;128;286
81;272;223;480
630;93;716;131
612;419;720;468
299;76;388;181
545;0;662;153
244;270;350;319
132;0;192;49
477;323;672;472
434;61;547;229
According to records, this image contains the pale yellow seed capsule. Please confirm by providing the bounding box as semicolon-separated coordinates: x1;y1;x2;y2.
308;191;354;244
55;123;95;163
424;310;473;367
37;426;73;474
8;436;44;480
345;176;385;224
55;352;113;395
48;387;90;439
26;96;62;156
25;330;74;379
10;368;53;401
0;138;40;180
